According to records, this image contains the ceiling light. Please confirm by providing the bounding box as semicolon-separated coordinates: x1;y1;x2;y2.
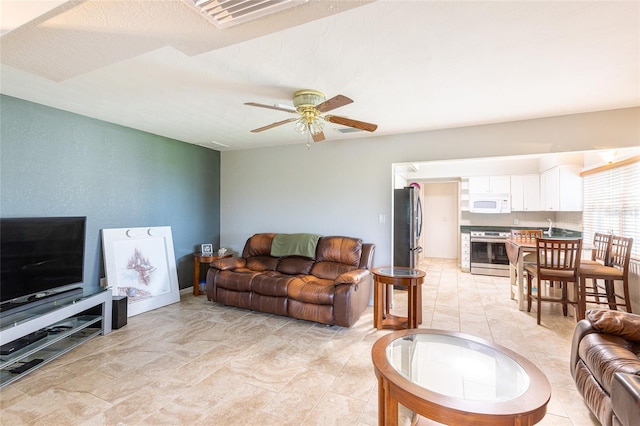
598;150;617;164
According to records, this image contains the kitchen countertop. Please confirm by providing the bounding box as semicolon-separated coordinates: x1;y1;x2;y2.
460;226;582;238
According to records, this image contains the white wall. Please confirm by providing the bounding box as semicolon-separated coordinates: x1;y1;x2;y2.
220;107;639;267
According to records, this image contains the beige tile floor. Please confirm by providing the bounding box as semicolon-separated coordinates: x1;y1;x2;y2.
0;258;600;425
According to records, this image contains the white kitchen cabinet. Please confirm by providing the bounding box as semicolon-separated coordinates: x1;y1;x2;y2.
460;179;469;212
510;175;541;211
468;176;510;194
540;166;583;211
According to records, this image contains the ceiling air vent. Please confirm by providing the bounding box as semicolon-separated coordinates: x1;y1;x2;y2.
334;127;364;134
192;0;306;29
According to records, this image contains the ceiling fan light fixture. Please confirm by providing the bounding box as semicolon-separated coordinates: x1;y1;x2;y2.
309;119;323;135
293;90;325;108
294;119;307;134
246;89;377;142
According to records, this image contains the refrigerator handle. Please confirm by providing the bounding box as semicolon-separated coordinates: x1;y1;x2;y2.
416;196;423;239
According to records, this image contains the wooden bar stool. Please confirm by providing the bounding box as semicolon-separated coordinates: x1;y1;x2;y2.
580;232;612;305
580;236;633;313
511;229;543;264
525;238;582;324
511;229;544;294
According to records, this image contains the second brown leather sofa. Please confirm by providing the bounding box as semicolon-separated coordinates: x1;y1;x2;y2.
571;309;640;426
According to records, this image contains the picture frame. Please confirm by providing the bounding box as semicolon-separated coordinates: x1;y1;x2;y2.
201;243;213;255
102;226;180;317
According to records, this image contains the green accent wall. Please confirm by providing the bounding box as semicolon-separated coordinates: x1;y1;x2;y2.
0;95;220;292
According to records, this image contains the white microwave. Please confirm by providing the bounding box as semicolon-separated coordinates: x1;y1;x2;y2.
469;194;511;214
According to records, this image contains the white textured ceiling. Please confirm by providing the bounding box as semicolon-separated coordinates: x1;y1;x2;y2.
1;0;638;151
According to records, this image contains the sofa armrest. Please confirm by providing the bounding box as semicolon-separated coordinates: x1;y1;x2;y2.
210;257;246;271
570;319;597;378
335;269;370;285
359;243;375;269
611;372;640;426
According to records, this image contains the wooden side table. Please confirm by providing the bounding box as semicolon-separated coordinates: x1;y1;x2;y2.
193;252;230;296
372;267;425;330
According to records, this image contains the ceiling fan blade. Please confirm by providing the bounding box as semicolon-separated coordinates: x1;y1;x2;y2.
312;131;326;142
250;117;298;133
244;102;296;113
315;94;353;113
325;115;378;132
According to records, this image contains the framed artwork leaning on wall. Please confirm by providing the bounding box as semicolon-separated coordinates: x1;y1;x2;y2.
102;226;180;317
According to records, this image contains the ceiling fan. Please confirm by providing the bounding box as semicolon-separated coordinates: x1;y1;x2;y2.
245;90;378;142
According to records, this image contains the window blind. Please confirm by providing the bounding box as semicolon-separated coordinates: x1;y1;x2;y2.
583;161;640;259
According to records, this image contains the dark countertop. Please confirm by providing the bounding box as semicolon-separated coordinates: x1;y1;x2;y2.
460;226;582;238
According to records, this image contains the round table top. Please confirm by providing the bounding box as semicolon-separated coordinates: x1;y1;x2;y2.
372;329;551;424
372;267;426;278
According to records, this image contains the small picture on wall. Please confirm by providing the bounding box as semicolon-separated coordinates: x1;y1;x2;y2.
102;226;180;317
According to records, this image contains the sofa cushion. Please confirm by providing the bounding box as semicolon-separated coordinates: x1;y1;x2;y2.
311;236;362;280
277;257;314;275
588;309;640;343
252;272;296;297
216;269;261;292
242;233;276;257
246;256;279;272
578;333;640;394
288;276;335;305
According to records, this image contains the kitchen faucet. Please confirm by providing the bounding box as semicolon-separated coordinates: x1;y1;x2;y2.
544;219;553;236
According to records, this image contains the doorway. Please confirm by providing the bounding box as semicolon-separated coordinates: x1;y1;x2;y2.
422;182;458;259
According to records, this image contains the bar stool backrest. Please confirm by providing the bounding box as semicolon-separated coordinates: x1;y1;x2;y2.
536;238;582;274
610;236;633;278
511;229;543;241
592;232;613;265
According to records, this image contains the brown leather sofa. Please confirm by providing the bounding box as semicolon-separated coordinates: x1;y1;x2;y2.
206;233;375;327
571;309;640;426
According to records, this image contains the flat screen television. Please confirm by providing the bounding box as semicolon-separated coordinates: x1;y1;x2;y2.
0;216;86;305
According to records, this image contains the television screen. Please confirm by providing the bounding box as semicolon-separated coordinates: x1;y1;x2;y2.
0;217;86;303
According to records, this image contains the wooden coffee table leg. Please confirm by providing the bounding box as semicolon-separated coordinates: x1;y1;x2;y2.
378;376;386;426
379;376;398;426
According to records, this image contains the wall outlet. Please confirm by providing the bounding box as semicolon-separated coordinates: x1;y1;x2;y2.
514;219;519;225
379;214;386;224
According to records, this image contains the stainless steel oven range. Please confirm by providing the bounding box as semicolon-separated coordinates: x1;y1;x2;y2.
470;231;510;277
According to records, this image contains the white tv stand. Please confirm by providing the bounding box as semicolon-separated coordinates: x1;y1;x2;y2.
0;289;112;387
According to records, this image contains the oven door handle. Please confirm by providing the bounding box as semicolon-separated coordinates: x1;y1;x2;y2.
471;238;507;243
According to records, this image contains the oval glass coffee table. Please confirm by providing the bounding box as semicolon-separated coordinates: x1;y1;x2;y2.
372;329;551;426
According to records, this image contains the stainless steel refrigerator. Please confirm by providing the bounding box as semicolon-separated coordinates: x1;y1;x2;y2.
393;186;423;268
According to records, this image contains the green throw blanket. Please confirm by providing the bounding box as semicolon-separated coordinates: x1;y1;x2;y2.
270;233;321;258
